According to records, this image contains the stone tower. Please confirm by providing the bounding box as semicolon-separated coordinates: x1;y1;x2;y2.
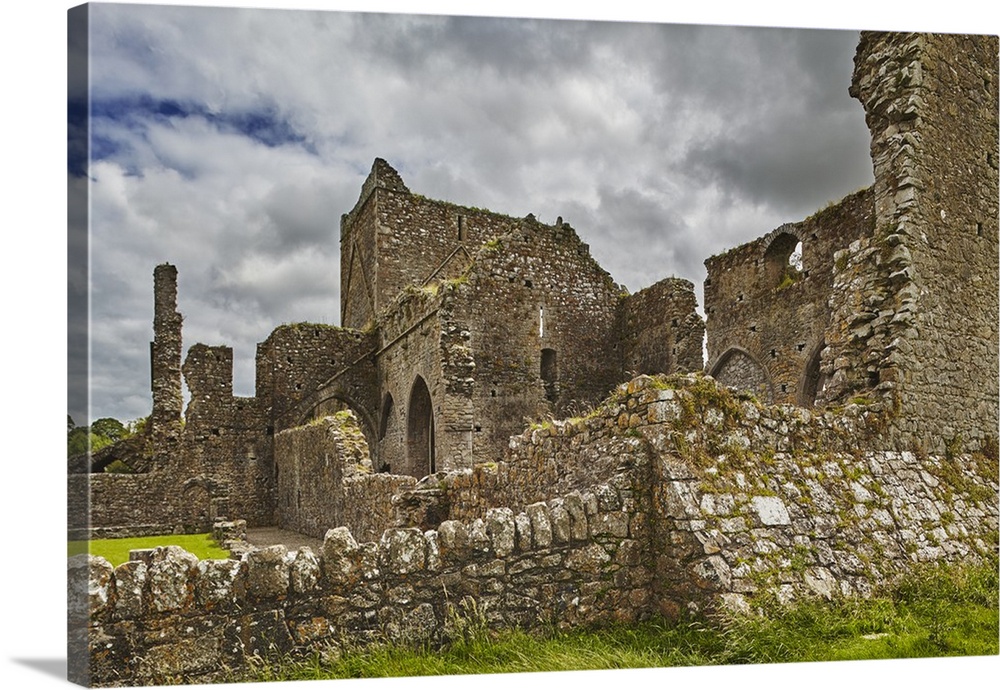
150;263;183;454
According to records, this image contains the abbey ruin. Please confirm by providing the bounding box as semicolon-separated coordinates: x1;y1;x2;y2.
69;31;998;687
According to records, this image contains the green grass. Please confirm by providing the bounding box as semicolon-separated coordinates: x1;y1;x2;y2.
236;556;998;681
67;533;229;566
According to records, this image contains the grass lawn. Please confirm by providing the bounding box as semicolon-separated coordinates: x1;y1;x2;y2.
67;533;229;566
236;556;998;682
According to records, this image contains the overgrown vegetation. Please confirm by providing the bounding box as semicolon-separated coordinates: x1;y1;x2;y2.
68;533;229;566
233;556;997;682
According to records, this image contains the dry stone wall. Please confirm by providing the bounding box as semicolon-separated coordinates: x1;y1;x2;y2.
74;373;997;687
72;460;652;687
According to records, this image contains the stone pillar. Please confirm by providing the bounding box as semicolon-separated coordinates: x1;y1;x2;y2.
150;263;183;453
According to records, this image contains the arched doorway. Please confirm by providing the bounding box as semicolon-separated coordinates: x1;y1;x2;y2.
406;376;435;479
376;393;397;473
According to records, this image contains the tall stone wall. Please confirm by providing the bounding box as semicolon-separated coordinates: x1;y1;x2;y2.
340;158;514;330
455;218;626;464
617;277;704;377
704;187;874;405
373;285;458;477
847;32;999;452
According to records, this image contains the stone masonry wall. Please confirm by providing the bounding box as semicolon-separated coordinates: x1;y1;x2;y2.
274;413;416;541
624;374;997;615
256;324;378;437
847;32;999;452
73;461;652;687
374;285;456;477
455;218;626;465
617;277;705;378
340;158;514;330
704;187;874;406
149;263;183;458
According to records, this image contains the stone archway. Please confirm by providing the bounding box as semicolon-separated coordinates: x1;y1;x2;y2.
763;231;803;287
799;341;828;408
295;389;379;470
405;376;435;479
710;347;774;403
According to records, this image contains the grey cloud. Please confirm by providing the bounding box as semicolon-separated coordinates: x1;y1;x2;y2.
81;7;878;422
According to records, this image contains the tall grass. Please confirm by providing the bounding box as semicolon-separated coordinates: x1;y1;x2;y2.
236;556;998;682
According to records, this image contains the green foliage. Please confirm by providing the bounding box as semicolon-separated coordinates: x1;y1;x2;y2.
232;558;997;681
68;533;230;566
776;270;799;290
91;417;128;442
67;415;145;458
103;459;134;474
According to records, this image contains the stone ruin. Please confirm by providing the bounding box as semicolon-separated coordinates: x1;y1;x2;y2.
69;31;998;687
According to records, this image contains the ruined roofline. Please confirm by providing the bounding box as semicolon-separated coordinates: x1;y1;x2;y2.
341;157;410;228
341;157;526;232
260;321;368;344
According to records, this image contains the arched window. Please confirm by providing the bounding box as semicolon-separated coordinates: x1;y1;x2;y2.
763;232;803;288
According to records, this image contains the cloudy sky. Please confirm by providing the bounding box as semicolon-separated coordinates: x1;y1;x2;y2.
71;2;885;424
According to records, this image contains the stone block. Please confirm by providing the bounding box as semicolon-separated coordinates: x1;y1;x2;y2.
240;545;290;601
380;528;426;574
148;546;198;613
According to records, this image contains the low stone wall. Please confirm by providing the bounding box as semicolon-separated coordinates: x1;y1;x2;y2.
71;465;652;687
69;472;196;539
444;424;650;521
627;375;998;614
73;374;998;686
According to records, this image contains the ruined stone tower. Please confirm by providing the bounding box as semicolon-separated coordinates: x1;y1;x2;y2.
150;263;182;456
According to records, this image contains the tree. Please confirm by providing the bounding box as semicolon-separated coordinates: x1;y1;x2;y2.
91;417;128;443
67;416;134;458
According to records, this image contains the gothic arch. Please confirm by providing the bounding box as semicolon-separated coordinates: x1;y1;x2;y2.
798;340;828;408
294;389;379;468
709;347;774;403
405;376;435;479
376;392;398;473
